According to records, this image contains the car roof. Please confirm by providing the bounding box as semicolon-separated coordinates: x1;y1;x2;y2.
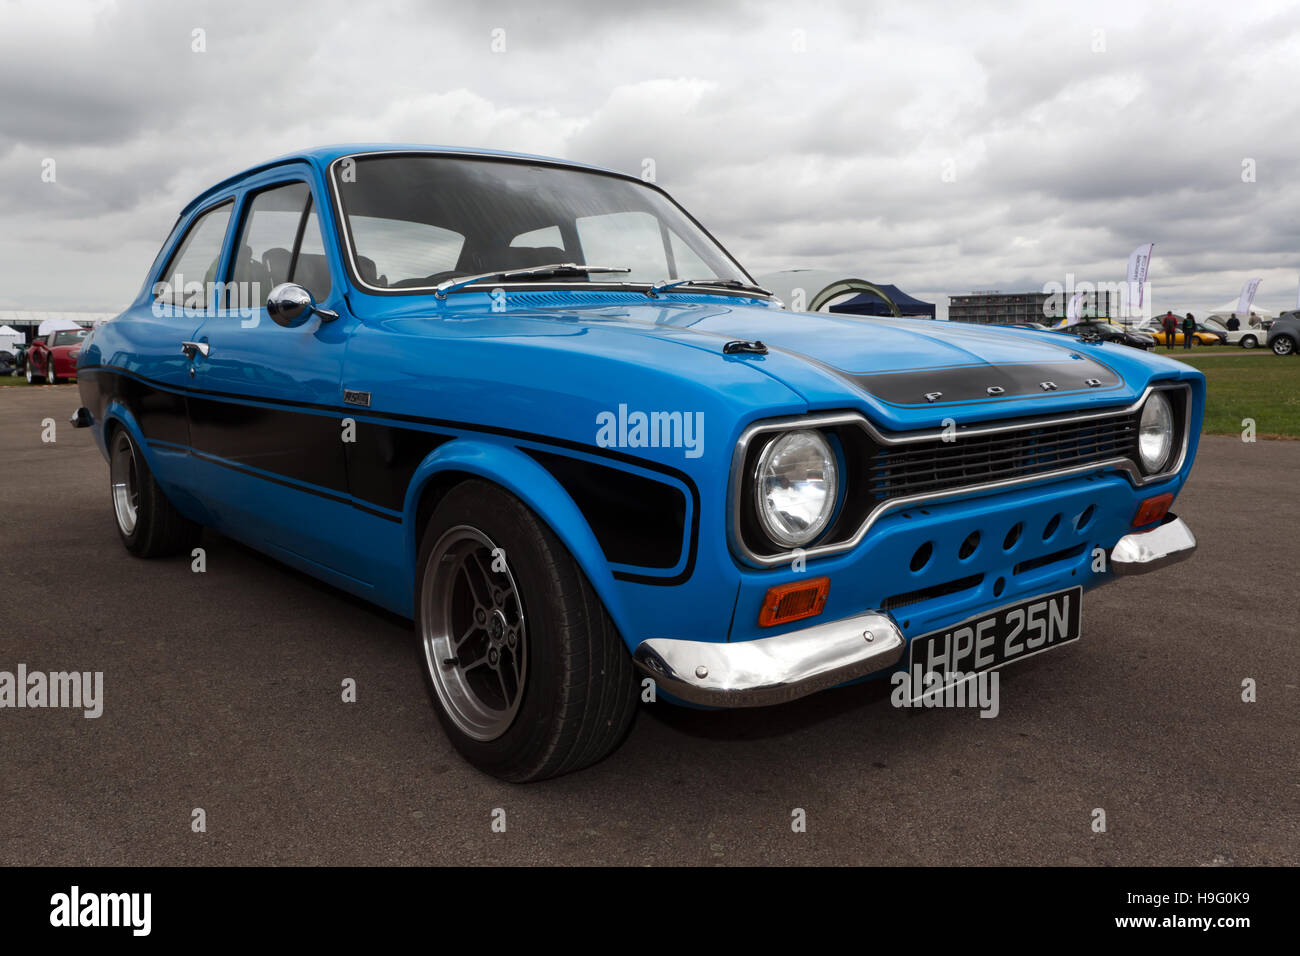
178;144;633;220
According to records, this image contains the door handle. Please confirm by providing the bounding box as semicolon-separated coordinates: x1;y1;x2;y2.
180;341;210;359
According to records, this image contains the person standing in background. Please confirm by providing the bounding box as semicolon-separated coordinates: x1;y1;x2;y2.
1161;310;1178;349
1182;313;1196;349
1227;313;1240;331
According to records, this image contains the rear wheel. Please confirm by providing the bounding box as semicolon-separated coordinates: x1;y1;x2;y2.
109;427;200;557
46;359;58;384
415;480;638;782
1272;336;1295;356
1240;335;1257;349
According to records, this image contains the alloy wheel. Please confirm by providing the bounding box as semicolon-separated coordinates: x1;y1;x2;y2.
420;525;527;741
110;431;140;535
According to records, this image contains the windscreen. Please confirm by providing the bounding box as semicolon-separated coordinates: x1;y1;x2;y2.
331;154;748;290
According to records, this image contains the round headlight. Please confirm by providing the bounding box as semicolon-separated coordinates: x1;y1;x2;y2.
754;429;839;548
1138;391;1174;473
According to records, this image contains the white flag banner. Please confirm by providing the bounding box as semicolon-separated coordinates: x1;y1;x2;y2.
1125;242;1154;316
1237;278;1262;319
1065;291;1086;326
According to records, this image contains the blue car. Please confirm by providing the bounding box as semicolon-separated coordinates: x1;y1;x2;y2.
75;145;1203;781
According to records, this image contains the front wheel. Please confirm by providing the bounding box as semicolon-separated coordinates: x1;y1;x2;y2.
46;360;58;384
415;480;638;782
109;427;200;556
1272;336;1295;356
25;362;33;384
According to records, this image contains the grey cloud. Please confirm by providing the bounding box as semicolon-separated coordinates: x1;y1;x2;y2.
0;0;1298;315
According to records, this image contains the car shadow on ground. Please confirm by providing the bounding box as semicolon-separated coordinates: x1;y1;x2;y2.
639;653;1049;743
193;526;415;646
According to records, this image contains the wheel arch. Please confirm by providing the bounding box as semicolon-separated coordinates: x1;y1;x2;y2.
403;439;635;644
98;402;164;475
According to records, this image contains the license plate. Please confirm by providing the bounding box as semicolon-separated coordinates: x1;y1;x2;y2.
907;586;1082;692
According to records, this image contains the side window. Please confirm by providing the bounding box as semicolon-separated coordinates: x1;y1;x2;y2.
155;202;233;310
229;182;333;310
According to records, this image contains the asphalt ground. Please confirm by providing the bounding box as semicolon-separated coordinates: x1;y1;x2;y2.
1;383;1296;866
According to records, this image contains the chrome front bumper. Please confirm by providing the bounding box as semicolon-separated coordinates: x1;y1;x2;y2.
1109;513;1197;575
633;610;905;707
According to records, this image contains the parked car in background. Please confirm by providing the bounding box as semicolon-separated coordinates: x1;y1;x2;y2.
1136;324;1220;347
74;144;1205;781
1266;312;1300;355
1003;322;1054;332
1198;316;1269;348
0;350;15;376
26;328;88;383
1055;321;1155;351
10;343;28;376
1194;317;1229;345
1229;326;1266;349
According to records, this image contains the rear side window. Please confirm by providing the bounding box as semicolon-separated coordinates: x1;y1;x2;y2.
155;202;233;310
230;182;332;309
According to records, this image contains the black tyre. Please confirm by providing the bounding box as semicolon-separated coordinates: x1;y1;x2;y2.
415;480;638;782
1271;335;1295;356
1240;335;1257;349
108;426;200;557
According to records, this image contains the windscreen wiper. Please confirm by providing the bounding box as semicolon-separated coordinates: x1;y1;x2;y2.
646;278;773;298
433;263;631;298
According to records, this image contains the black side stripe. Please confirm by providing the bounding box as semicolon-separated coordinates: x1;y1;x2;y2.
192;449;404;522
150;441;403;522
79;363;701;495
86;365;700;584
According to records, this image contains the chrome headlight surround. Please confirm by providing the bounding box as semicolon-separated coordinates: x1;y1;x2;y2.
752;429;840;549
1137;390;1175;474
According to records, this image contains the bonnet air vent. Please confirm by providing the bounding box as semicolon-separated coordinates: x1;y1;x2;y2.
503;291;732;309
507;291;648;307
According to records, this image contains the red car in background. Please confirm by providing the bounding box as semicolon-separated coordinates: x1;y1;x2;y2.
26;328;89;384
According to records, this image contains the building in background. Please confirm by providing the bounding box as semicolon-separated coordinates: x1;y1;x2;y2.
948;289;1122;325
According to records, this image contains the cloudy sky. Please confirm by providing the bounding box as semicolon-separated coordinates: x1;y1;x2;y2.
2;0;1299;318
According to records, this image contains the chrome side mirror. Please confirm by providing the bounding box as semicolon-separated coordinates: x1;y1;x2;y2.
266;283;339;328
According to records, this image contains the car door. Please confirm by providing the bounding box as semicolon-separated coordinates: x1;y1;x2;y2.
89;199;236;498
186;171;363;579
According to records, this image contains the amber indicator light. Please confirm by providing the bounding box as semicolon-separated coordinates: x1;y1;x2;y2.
1132;493;1173;528
759;577;830;627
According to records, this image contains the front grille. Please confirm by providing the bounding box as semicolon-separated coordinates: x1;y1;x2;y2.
867;412;1139;502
